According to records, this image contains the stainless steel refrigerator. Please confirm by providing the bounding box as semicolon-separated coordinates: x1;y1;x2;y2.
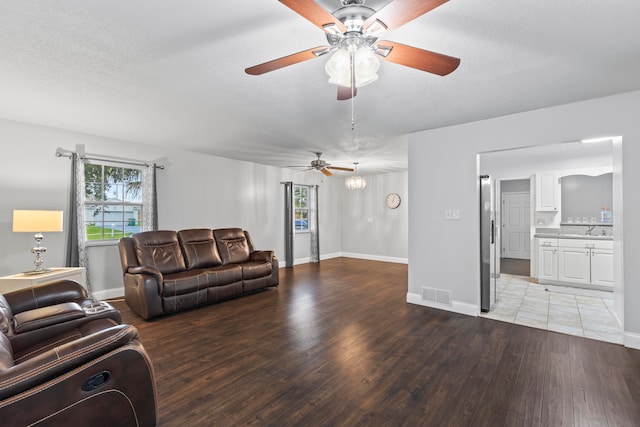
480;175;497;312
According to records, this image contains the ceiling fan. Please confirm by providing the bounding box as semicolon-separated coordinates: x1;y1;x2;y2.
245;0;460;100
289;152;355;176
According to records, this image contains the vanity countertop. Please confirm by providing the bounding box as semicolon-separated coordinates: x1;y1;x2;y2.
534;233;613;241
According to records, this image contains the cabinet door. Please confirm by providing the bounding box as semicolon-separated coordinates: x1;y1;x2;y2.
558;247;590;284
591;249;614;286
535;172;558;211
538;246;558;281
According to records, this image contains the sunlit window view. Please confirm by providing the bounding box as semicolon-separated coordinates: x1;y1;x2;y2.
84;162;143;241
293;185;309;232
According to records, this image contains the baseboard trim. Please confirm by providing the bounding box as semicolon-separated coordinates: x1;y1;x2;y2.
92;288;124;301
624;332;640;350
279;252;407;268
340;252;408;264
406;292;478;317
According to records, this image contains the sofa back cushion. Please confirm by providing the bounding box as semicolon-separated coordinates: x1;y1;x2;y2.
177;229;223;269
132;230;186;274
213;228;251;265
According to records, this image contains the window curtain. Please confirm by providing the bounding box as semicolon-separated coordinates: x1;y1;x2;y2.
65;153;79;268
142;163;158;231
283;181;294;267
72;154;92;295
309;184;320;263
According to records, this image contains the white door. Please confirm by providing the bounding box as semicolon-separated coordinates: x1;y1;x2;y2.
502;192;530;259
558;247;590;284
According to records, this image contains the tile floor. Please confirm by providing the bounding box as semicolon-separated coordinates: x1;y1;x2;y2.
480;273;623;344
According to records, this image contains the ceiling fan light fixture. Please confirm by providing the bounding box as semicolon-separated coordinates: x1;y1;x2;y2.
325;49;352;87
326;46;379;88
354;46;379;87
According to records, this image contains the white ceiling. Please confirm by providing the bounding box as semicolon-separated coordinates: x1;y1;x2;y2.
1;1;639;175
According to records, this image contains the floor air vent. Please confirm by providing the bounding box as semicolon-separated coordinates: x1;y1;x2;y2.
422;287;452;307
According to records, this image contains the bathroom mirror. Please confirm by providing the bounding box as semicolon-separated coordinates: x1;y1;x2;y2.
560;173;612;223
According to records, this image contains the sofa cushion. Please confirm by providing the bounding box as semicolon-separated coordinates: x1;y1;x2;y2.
205;265;243;286
132;231;186;274
241;261;272;280
178;229;222;269
162;270;210;296
213;228;251;264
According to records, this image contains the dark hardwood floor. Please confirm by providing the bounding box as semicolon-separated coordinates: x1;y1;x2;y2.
501;257;531;277
112;258;640;426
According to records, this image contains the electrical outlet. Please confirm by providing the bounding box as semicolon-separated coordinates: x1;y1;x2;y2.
452;209;460;220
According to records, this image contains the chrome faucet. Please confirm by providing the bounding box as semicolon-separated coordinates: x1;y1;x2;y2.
586;225;597;236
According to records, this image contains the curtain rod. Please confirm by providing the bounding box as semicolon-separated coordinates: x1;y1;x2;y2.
55;148;165;169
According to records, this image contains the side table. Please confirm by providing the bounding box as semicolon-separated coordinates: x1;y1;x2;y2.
0;267;87;294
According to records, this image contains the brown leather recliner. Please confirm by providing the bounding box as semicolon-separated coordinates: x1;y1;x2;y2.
0;280;157;426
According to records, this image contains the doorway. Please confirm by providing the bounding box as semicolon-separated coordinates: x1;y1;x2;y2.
478;141;623;345
501;182;531;276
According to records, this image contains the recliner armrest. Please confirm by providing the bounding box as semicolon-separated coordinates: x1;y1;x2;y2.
4;280;88;315
0;323;139;400
249;250;274;263
12;302;85;334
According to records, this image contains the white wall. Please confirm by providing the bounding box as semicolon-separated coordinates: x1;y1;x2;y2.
0;118;342;298
341;171;408;263
407;90;640;348
0;118;408;299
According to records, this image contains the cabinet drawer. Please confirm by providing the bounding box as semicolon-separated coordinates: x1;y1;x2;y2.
537;238;558;247
558;239;613;249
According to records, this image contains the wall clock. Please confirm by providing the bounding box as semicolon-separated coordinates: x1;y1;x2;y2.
386;193;401;209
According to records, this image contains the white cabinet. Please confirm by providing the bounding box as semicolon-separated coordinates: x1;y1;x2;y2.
537;238;558;281
536;238;613;289
558;247;591;284
590;249;614;286
557;239;613;289
535;172;559;211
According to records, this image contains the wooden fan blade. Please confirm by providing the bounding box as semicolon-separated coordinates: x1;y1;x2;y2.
279;0;346;33
377;40;460;76
364;0;449;34
337;85;357;100
246;46;329;75
327;166;354;172
320;168;333;177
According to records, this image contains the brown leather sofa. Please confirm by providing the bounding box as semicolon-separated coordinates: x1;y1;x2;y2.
119;228;279;320
0;279;157;426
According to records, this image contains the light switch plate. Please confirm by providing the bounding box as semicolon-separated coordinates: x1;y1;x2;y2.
444;209;452;219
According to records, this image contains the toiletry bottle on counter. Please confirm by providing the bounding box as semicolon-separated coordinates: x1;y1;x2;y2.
601;206;612;222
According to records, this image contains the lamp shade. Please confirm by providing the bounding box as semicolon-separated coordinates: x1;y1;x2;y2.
13;210;64;232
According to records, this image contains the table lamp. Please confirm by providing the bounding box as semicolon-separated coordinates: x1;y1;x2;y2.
12;209;64;273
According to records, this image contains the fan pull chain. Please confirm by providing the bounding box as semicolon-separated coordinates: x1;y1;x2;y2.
350;51;356;130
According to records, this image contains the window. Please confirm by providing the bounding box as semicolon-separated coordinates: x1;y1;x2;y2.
294;185;309;232
84;162;143;241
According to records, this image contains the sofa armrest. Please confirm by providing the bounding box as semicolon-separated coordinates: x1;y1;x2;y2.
249;250;274;263
0;324;139;400
128;266;163;283
12;302;85;334
4;280;88;315
123;273;164;320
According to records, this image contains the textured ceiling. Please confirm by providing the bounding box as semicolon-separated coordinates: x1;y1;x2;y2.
1;0;639;175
